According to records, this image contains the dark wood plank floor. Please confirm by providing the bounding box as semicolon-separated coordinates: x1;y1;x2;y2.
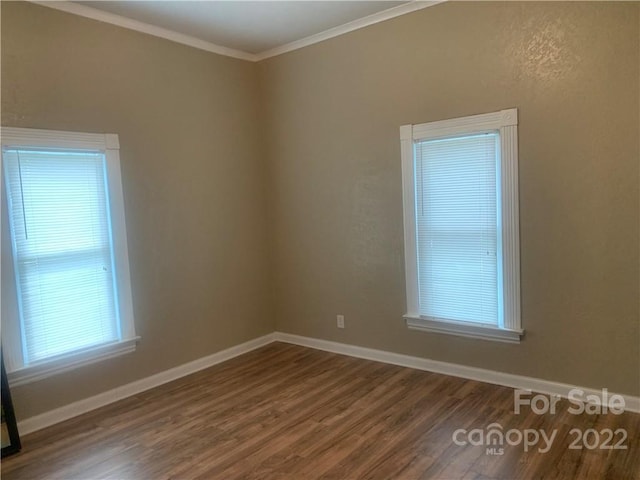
2;342;639;479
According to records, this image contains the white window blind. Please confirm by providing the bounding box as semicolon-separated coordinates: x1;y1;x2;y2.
414;133;500;325
3;148;121;364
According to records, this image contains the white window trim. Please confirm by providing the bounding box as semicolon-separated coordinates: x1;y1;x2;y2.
1;127;139;385
7;338;139;387
400;109;523;343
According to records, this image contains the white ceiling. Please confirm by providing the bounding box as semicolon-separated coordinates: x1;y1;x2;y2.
72;1;409;56
44;1;440;60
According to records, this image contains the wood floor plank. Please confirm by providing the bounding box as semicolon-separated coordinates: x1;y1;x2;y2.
2;343;638;479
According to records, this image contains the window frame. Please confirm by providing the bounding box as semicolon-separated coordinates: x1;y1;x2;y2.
1;127;138;385
400;109;523;343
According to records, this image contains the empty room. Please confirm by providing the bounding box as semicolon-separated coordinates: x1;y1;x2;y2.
1;1;639;479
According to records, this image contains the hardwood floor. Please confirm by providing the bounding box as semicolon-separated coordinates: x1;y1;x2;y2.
2;342;639;479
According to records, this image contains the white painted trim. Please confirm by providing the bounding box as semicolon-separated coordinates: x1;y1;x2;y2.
273;332;640;414
28;1;444;63
411;108;518;142
399;125;419;317
1;127;139;380
500;121;521;332
16;332;640;436
399;108;522;340
104;141;136;343
2;126;112;151
254;1;444;61
8;338;140;387
28;1;257;62
405;316;523;343
17;333;276;435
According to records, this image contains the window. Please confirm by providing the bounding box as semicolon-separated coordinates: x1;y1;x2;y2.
2;127;137;385
400;109;522;343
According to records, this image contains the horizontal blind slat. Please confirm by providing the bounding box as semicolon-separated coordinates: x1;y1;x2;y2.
415;133;499;325
3;149;120;364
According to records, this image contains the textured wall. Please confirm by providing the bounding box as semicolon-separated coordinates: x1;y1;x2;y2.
1;1;273;419
260;2;640;395
1;1;639;424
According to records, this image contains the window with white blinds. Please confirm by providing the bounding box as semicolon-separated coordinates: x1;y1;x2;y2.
1;128;137;385
400;109;522;343
415;133;499;325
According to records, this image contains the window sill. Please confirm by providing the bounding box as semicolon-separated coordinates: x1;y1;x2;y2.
405;316;523;344
7;337;140;387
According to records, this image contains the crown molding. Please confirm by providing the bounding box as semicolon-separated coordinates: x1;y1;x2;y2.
29;1;258;62
254;1;444;61
29;1;444;63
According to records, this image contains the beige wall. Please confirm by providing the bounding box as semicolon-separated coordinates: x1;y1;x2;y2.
1;1;273;419
260;2;640;395
1;1;639;423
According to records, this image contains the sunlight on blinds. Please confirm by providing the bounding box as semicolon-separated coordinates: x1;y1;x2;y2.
414;133;500;325
3;149;120;364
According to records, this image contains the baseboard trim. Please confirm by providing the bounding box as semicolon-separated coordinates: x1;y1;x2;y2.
17;333;276;435
273;332;640;414
17;330;639;435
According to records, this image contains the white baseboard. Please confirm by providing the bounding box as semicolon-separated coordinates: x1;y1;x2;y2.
17;333;276;435
17;330;639;435
273;332;640;414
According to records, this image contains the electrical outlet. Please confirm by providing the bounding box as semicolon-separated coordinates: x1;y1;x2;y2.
337;314;345;329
